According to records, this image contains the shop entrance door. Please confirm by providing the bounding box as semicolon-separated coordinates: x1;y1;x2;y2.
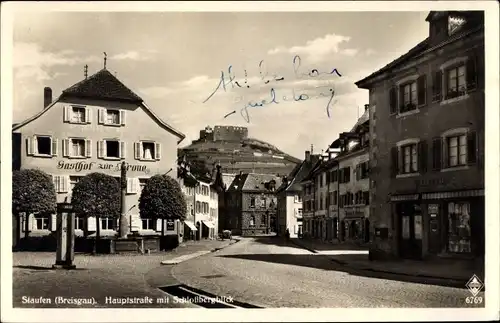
428;204;441;254
398;202;423;259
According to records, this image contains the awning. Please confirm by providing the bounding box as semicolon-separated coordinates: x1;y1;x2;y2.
201;220;215;228
422;189;484;200
390;194;419;202
184;221;197;231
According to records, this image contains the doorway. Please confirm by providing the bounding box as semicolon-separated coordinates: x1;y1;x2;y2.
397;202;423;259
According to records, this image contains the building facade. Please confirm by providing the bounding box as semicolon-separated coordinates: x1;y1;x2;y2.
225;173;281;236
356;11;485;260
276;150;319;238
12;69;185;246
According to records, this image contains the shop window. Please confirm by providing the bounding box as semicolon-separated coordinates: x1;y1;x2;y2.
35;213;50;230
142;218;154;230
447;202;471;253
249;216;255;227
101;218;114;230
75;216;84;230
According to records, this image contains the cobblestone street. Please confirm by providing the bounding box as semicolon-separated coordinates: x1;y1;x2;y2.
171;237;485;308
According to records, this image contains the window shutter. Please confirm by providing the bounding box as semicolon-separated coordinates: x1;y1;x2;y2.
85;139;92;158
389;87;397;114
63;176;70;193
98;109;106;124
126;178;133;194
63;139;70;157
51;138;58;157
418;140;427;173
391;146;399;177
155;142;161;160
399;85;405;111
134;142;141;160
120;110;126;126
432;137;442;170
120;141;126;159
87;217;96;231
134;178;140;194
27;214;33;232
156;219;162;232
467;131;477;164
53;176;60;193
466;56;477;90
417;74;427;106
50;213;57;231
26;137;34;155
85;107;91;124
63;106;71;122
97;141;102;159
442;138;449;168
432;70;443;102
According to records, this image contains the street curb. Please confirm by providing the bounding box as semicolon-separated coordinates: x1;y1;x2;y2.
161;239;241;265
328;259;473;287
289;239;318;254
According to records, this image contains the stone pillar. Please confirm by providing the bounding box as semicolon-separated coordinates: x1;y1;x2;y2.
53;203;76;269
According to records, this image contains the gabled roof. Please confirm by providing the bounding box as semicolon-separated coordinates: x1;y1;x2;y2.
12;69;186;143
61;69;143;103
279;155;321;193
222;174;237;191
355;38;429;88
241;173;282;191
300;157;322;184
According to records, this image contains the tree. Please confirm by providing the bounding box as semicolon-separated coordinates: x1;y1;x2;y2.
139;174;187;235
71;172;120;252
12;169;57;239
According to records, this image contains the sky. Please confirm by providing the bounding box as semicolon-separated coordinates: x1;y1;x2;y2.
13;11;430;159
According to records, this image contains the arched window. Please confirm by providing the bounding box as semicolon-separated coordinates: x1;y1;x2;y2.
249;216;255;227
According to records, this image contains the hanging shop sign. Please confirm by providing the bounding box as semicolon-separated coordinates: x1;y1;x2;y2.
57;160;151;174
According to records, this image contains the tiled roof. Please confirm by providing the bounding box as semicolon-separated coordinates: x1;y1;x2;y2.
241;173;282;191
283;157;321;192
61;69;143;103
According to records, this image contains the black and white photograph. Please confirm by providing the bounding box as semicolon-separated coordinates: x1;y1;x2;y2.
1;1;499;322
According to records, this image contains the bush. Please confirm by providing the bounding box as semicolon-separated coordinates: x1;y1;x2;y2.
12;169;57;214
71;173;120;245
139;174;187;223
12;169;57;238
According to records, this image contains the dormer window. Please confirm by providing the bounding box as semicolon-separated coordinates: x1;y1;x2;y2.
448;15;466;36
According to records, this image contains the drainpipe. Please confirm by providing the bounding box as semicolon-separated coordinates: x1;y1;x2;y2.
337;163;340;242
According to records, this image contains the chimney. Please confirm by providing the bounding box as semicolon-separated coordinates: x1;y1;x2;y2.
364;104;370;111
43;87;52;109
305;150;311;162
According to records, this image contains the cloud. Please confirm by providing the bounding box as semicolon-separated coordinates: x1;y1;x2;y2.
267;33;359;63
111;51;155;61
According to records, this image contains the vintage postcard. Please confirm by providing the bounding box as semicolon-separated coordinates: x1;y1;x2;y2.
1;1;499;322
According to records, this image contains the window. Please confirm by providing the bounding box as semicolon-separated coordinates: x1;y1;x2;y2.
261;197;266;208
98;140;123;159
297;195;302;203
332;191;338;205
196;201;201;213
402;144;418;174
71;139;86;157
72;107;86;123
447;135;467;166
142;218;154;230
261;214;266;227
135;141;161;161
138;179;147;196
35;136;52;155
298;208;303;217
446;65;466;99
69;176;82;198
75;216;84;230
448;15;466;36
35;213;50;230
249;215;255;227
401;82;417;112
106;110;120;125
250;197;255;208
447;202;471;253
101;218;114;230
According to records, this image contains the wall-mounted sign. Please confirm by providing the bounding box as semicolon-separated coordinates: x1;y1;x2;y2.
416;178;445;187
57;160;151;174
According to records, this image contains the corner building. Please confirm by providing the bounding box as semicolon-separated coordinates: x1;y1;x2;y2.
12;69;185;244
356;11;484;261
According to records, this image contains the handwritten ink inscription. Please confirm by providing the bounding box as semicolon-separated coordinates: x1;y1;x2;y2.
204;55;341;122
57;160;151;174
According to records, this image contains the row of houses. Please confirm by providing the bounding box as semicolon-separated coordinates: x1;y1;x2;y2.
278;10;485;262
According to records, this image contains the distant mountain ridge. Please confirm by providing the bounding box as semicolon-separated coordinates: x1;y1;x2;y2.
179;125;301;176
